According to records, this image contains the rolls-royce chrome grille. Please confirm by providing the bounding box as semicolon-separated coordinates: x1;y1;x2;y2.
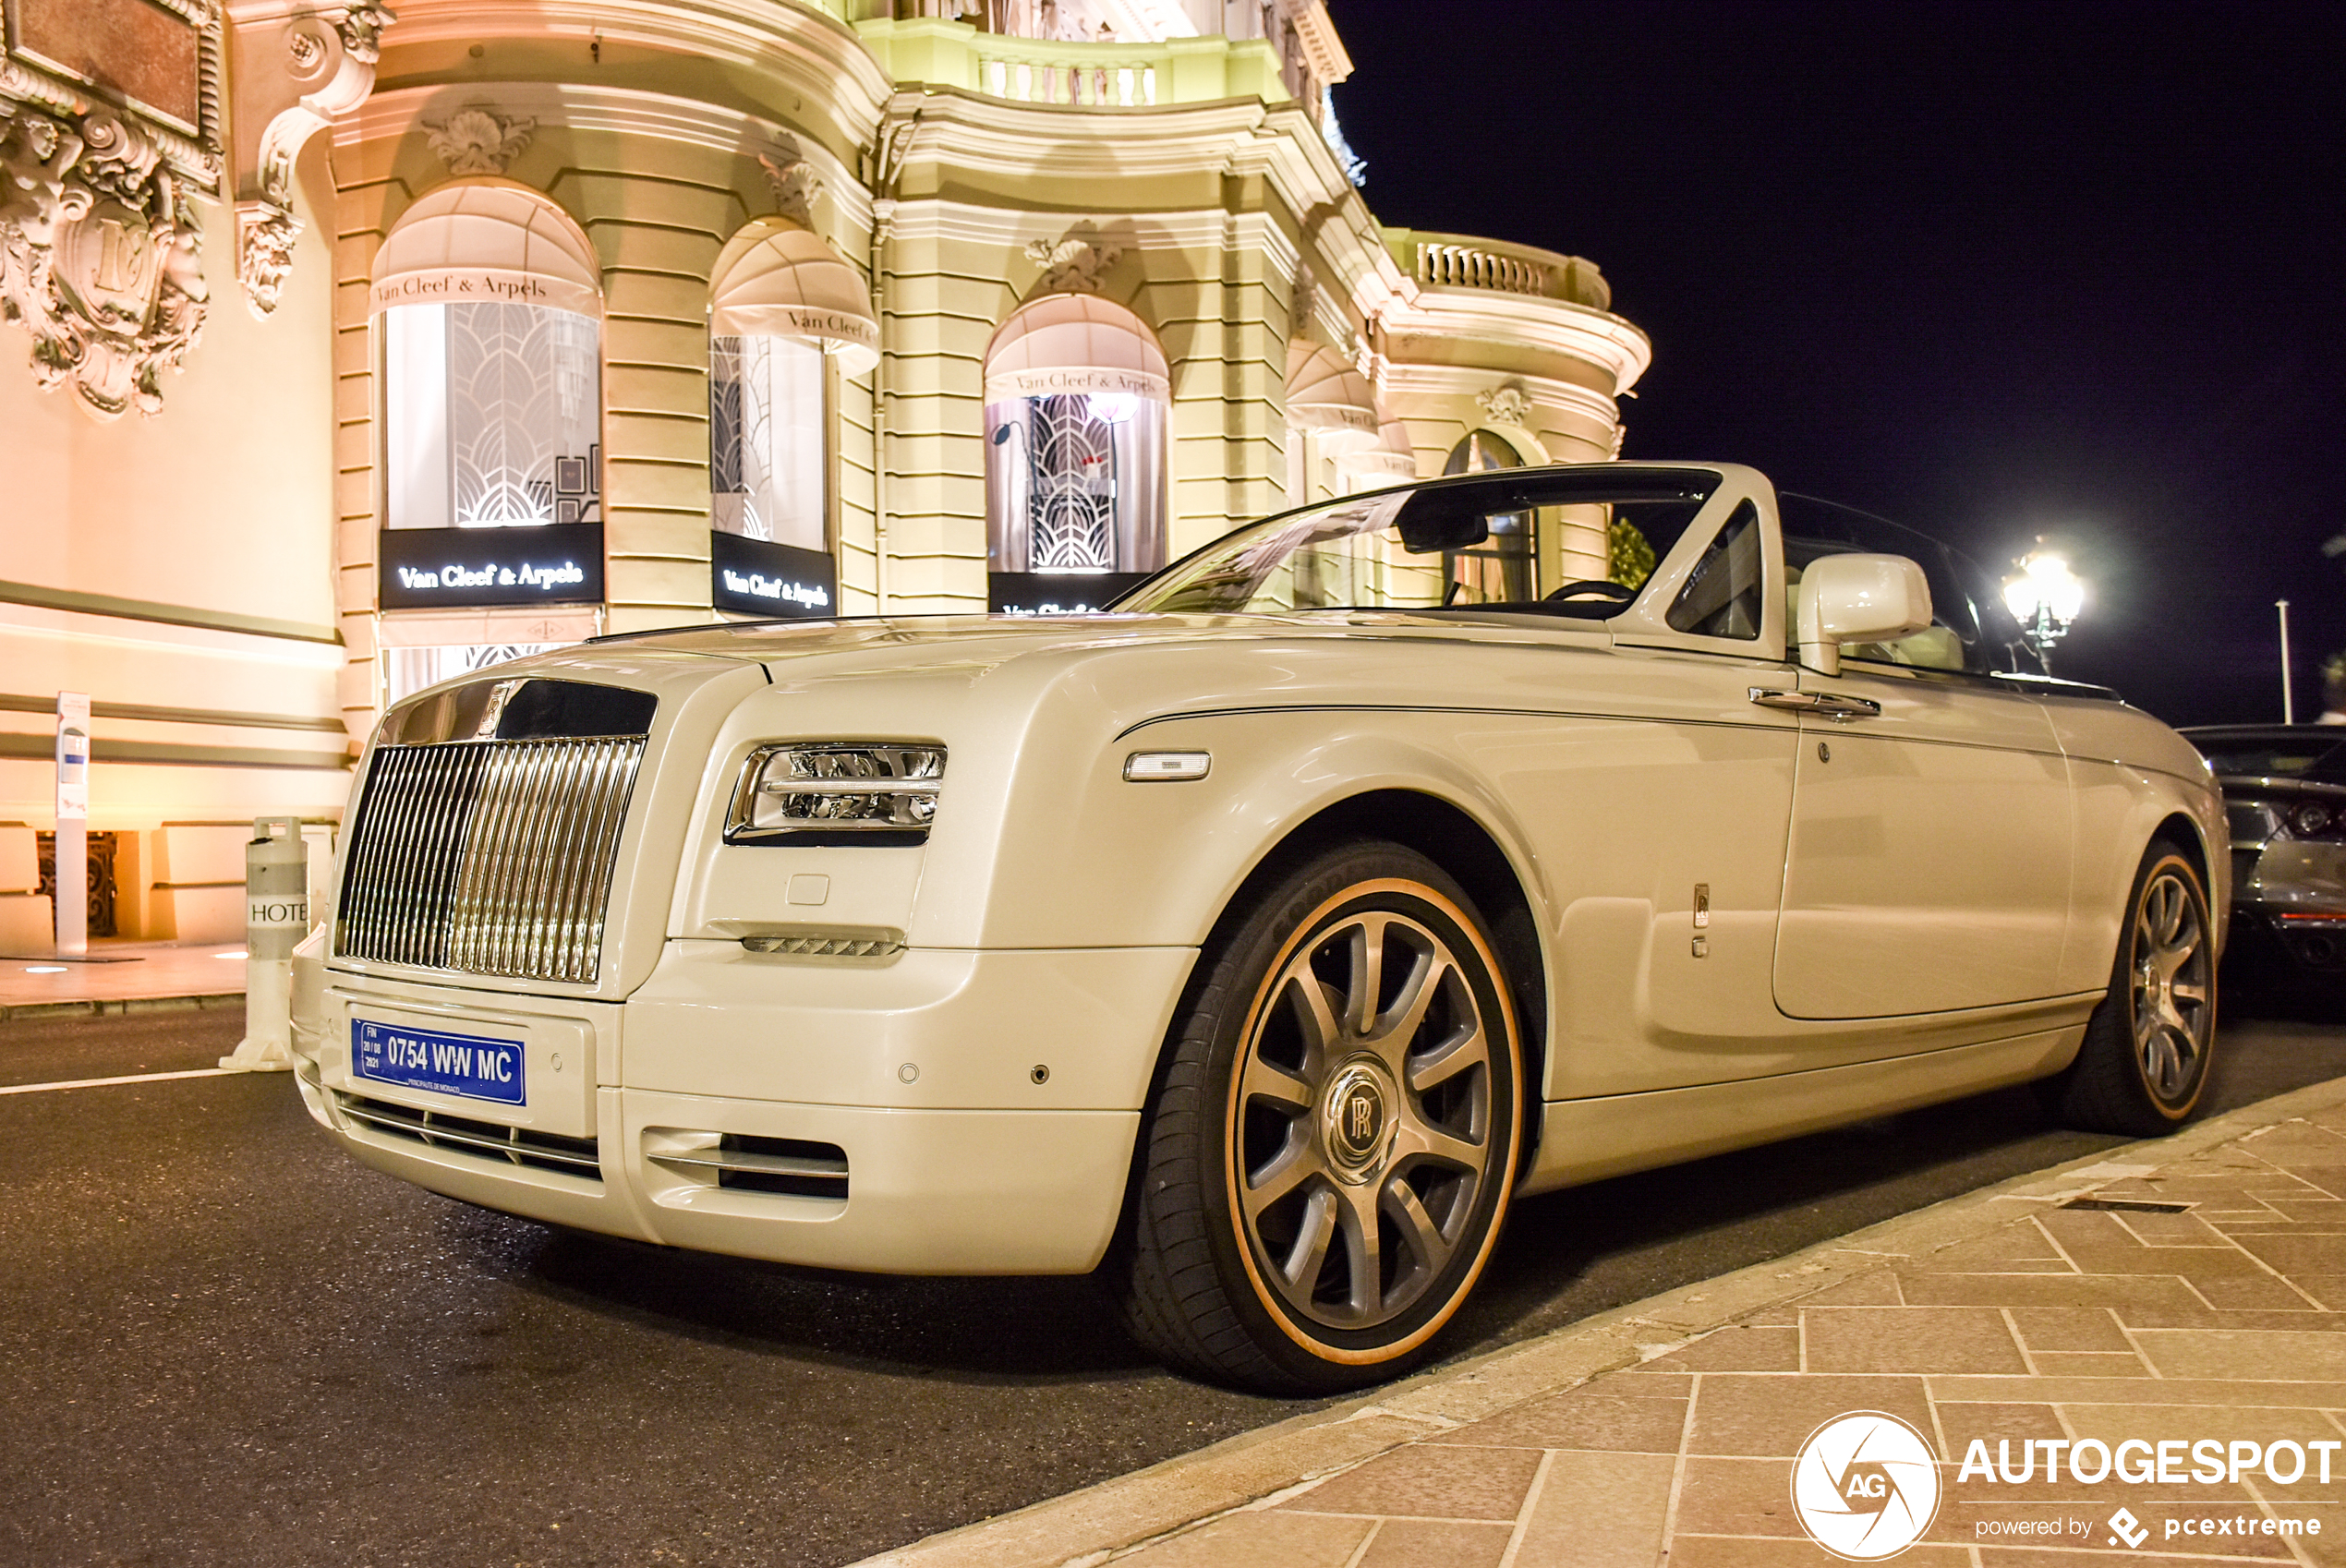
336;736;645;983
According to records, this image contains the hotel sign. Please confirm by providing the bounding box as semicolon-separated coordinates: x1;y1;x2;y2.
711;531;837;619
380;525;605;610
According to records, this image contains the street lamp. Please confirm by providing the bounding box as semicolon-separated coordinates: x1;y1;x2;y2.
2001;546;2086;672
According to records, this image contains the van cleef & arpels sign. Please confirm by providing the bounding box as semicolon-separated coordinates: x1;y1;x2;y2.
0;0;224;420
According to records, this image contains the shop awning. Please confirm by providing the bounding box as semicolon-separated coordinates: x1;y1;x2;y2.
1285;341;1379;446
709;220;880;375
1343;415;1420;480
369;180;602;319
984;293;1170;403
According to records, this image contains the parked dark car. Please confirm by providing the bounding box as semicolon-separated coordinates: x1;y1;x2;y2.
2182;726;2346;1008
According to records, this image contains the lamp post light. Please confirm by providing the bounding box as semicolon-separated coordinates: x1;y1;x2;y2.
2001;547;2086;673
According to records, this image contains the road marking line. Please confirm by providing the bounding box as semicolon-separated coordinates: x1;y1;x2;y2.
0;1067;236;1096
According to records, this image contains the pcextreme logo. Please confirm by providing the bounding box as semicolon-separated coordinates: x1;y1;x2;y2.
1791;1412;1943;1561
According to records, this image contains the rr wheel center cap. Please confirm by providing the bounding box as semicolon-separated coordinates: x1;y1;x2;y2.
1321;1058;1399;1184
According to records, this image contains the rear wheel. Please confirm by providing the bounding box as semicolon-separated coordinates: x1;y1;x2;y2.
1114;843;1524;1393
2045;842;2217;1136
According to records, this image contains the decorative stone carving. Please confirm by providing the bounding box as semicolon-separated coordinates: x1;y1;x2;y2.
1476;378;1535;428
0;103;210;420
1025;223;1122;294
227;2;395;315
424;106;534;176
759;139;825;227
236;199;299;317
334;3;395;64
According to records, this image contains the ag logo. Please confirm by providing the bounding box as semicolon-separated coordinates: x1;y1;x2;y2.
1790;1411;1943;1560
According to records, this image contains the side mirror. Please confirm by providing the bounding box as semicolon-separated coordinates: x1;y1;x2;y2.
1797;553;1932;677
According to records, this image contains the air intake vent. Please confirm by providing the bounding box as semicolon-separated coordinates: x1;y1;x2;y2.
335;735;644;984
335;1091;601;1181
647;1132;849;1202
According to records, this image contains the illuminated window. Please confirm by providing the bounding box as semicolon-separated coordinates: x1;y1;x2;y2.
1441;429;1532;599
709;333;827;551
383;302;602;529
984;296;1169;578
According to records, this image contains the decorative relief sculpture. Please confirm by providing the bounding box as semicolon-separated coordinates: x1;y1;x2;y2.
1025;223;1122;294
1475;378;1535;428
0;103;211;420
237;197;299;316
424;106;535;176
759;139;826;228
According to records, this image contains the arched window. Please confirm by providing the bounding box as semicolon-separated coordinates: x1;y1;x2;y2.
1442;428;1533;599
371;183;604;532
369;183;605;702
706;220;878;617
983;295;1169;610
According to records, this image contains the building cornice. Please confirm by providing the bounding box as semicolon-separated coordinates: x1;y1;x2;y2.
341;82;875;235
1382;289;1653;396
881;197;1300;284
1378;361;1623;431
373;0;893;146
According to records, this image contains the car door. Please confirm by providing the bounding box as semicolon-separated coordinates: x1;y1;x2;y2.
1522;470;1804;1094
1771;504;2074;1019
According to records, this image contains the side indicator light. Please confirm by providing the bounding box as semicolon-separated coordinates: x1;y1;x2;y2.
1124;751;1210;782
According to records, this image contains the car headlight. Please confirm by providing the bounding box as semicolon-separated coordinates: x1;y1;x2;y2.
726;743;944;846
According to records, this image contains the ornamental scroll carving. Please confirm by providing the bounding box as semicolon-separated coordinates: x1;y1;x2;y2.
228;2;396;317
0;103;210;420
1024;223;1123;294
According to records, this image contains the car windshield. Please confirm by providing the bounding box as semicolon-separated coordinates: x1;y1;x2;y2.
2189;732;2346;782
1116;467;1722;618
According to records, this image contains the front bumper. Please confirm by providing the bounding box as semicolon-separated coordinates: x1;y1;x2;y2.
296;942;1193;1275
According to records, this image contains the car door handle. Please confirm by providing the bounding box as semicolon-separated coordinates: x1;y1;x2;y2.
1748;687;1882;721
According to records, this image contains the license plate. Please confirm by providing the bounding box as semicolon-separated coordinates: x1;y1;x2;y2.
352;1018;526;1106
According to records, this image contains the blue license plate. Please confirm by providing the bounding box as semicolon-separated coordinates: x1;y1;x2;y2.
352;1018;526;1105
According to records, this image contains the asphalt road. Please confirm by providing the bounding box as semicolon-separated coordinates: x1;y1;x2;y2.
3;993;2341;1568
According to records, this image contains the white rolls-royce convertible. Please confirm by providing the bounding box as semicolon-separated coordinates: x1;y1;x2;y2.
292;464;2224;1393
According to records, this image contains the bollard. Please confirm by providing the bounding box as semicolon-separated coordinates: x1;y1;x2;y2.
220;816;307;1072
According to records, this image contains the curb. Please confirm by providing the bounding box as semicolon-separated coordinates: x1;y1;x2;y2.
852;1073;2346;1568
0;992;241;1023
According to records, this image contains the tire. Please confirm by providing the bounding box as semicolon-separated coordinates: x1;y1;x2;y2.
1113;842;1524;1393
2044;842;2218;1137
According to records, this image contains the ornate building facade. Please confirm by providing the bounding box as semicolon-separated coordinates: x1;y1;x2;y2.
0;0;1649;944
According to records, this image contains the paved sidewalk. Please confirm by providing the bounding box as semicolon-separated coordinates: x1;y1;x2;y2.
865;1079;2346;1568
0;939;246;1019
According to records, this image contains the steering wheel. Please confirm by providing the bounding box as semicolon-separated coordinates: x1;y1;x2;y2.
1543;578;1639;604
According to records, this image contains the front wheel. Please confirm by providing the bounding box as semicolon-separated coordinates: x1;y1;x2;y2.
1114;843;1524;1393
2044;842;2217;1136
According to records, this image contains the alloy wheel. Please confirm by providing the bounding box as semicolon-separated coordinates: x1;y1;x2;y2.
1229;907;1495;1332
2131;865;2212;1104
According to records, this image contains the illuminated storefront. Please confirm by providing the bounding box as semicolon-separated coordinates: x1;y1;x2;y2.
0;0;1650;940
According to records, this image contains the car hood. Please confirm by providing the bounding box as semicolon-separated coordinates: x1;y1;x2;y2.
590;610;1572;677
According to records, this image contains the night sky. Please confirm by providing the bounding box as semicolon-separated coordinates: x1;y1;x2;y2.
1330;0;2344;725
